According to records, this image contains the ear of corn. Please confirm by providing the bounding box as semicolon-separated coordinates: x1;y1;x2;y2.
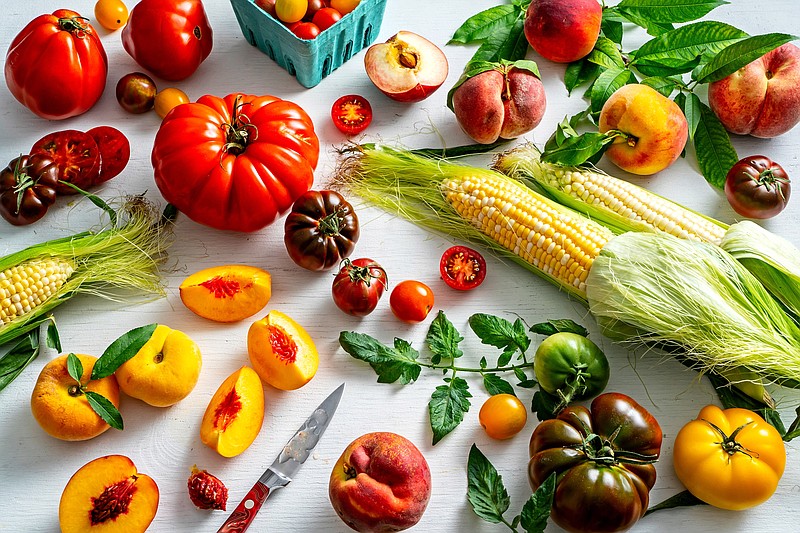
0;259;75;325
494;143;728;244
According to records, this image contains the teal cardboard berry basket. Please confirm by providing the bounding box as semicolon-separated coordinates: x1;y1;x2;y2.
230;0;387;88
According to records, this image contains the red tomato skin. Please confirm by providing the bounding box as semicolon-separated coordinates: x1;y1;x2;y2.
292;22;321;40
724;155;791;219
152;93;320;232
312;7;343;31
439;245;487;290
331;95;373;135
122;0;213;81
4;10;108;120
390;280;435;323
332;258;388;317
87;126;131;183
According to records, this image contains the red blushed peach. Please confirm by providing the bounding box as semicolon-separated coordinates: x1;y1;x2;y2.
59;455;159;533
524;0;602;63
329;432;432;532
179;265;271;323
599;84;688;176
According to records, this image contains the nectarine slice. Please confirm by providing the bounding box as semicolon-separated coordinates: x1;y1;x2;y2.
200;366;265;457
59;455;159;533
180;265;272;323
248;310;320;391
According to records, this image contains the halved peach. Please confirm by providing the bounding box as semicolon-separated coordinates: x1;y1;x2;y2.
179;265;272;323
200;366;265;457
59;454;159;533
247;310;320;391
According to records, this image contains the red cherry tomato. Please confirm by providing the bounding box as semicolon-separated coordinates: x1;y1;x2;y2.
87;126;131;184
30;130;101;195
439;245;486;290
304;0;326;20
390;280;434;323
724;155;791;219
332;258;388;317
312;7;342;30
331;95;373;135
292;22;321;40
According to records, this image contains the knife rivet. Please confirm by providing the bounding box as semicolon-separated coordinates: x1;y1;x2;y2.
245;500;254;510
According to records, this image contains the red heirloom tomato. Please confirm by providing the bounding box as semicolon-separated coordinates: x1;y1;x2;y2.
122;0;213;81
5;10;108;120
0;154;59;226
724;155;791;219
87;126;131;183
390;280;434;322
284;190;360;271
439;245;486;290
152;93;319;232
30;130;101;195
528;392;662;533
331;95;372;135
332;258;388;316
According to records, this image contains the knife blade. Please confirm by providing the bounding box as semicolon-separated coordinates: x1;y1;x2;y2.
216;383;345;533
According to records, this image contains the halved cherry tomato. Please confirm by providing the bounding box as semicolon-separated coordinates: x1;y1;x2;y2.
30;130;101;195
439;245;486;290
312;7;342;30
331;95;372;135
292;22;321;40
87;126;131;183
479;393;527;440
390;280;434;323
94;0;129;31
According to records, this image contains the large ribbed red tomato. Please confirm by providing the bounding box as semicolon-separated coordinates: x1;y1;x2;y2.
152;93;319;232
4;10;107;120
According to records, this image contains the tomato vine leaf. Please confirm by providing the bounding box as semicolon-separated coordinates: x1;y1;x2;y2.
484;373;516;396
519;472;555;533
466;444;511;523
429;377;471;445
426;311;464;364
469;313;531;365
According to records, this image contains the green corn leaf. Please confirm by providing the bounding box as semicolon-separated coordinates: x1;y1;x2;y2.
466;444;511;523
45;317;61;352
590;67;632;113
694;33;797;83
84;390;123;431
519;472;556;533
617;0;728;24
483;373;516;396
692;101;738;189
0;329;40;392
450;5;516;44
633;21;748;66
429;377;471;445
66;353;83;384
91;323;157;380
426;311;464;364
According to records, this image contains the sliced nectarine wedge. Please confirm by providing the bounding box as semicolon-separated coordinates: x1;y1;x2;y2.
180;265;271;323
247;310;320;391
200;366;265;457
59;455;159;533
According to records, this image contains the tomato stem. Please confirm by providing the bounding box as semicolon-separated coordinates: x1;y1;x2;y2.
58;16;91;37
319;209;344;237
222;97;258;156
339;258;387;289
703;419;759;460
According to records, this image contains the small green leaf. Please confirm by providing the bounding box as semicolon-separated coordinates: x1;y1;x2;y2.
513;366;528;383
587;37;625;69
564;60;601;96
469;314;531;361
450;5;516;44
639;76;683;97
692;101;738;189
519;472;556;533
601;10;624;45
517;379;538;389
472;10;528;62
466;444;510;523
590;67;632;113
616;8;674;36
480;356;488;369
540;132;617;167
694;33;797;83
483;373;516;396
497;350;513;368
46;317;62;352
84;390;123;431
633;56;702;77
426;311;464;364
782;406;800;442
0;329;41;392
676;92;702;141
531;390;560;421
617;0;727;24
530;319;589;337
91;324;157;380
645;490;706;516
66;353;84;384
633;21;748;67
429;377;471;445
339;331;423;384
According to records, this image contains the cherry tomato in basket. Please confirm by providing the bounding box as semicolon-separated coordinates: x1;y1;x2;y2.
154;87;190;119
87;126;131;183
304;0;326;20
479;393;527;440
292;22;321;40
0;154;59;226
115;72;157;114
724;155;791;219
312;7;342;30
439;245;486;290
332;258;388;317
390;280;434;323
331;0;360;14
331;95;373;135
255;0;277;16
276;0;308;23
94;0;129;31
30;130;101;195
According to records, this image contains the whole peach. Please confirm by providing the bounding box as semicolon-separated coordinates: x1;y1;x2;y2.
452;65;546;144
524;0;602;63
329;432;432;532
708;43;800;138
599;84;688;176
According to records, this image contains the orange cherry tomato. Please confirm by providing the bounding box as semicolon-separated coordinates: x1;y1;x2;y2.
479;394;527;440
275;0;308;23
154;87;190;119
95;0;129;31
390;280;434;323
330;0;360;14
331;95;372;135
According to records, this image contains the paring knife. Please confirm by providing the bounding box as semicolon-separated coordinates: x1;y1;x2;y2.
216;383;346;533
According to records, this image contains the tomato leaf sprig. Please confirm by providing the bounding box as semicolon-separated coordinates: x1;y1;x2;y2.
467;444;555;533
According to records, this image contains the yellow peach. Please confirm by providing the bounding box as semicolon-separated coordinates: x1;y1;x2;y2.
115;325;202;407
180;265;272;323
248;310;320;391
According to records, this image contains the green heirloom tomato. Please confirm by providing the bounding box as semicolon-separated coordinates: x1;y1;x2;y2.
534;332;609;409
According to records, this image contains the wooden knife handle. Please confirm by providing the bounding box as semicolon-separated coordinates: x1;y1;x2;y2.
216;480;271;533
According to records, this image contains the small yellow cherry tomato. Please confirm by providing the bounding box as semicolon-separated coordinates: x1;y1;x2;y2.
673;405;786;510
330;0;361;15
94;0;129;31
479;393;527;440
154;88;190;119
275;0;309;24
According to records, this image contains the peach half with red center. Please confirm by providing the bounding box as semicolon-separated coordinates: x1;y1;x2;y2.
179;265;272;323
248;310;320;391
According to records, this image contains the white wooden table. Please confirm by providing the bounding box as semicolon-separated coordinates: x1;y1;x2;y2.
1;1;799;532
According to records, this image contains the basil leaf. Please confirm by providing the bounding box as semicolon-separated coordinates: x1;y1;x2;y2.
675;92;702;141
469;314;531;363
483;373;516;396
91;323;157;380
426;311;464;364
46;317;62;352
590;67;632;113
564;59;601;95
640;76;683;97
519;472;556;533
530;319;589;337
692;101;738;189
450;5;516;44
474;11;529;62
633;21;748;67
338;331;422;384
587;37;625;69
645;490;706;516
466;444;510;523
694;33;797;83
84;390;123;431
429;377;471;445
66;353;84;384
0;329;40;392
540;131;616;167
617;0;727;24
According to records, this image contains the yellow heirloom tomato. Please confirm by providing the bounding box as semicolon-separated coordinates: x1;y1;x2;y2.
673;405;786;510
